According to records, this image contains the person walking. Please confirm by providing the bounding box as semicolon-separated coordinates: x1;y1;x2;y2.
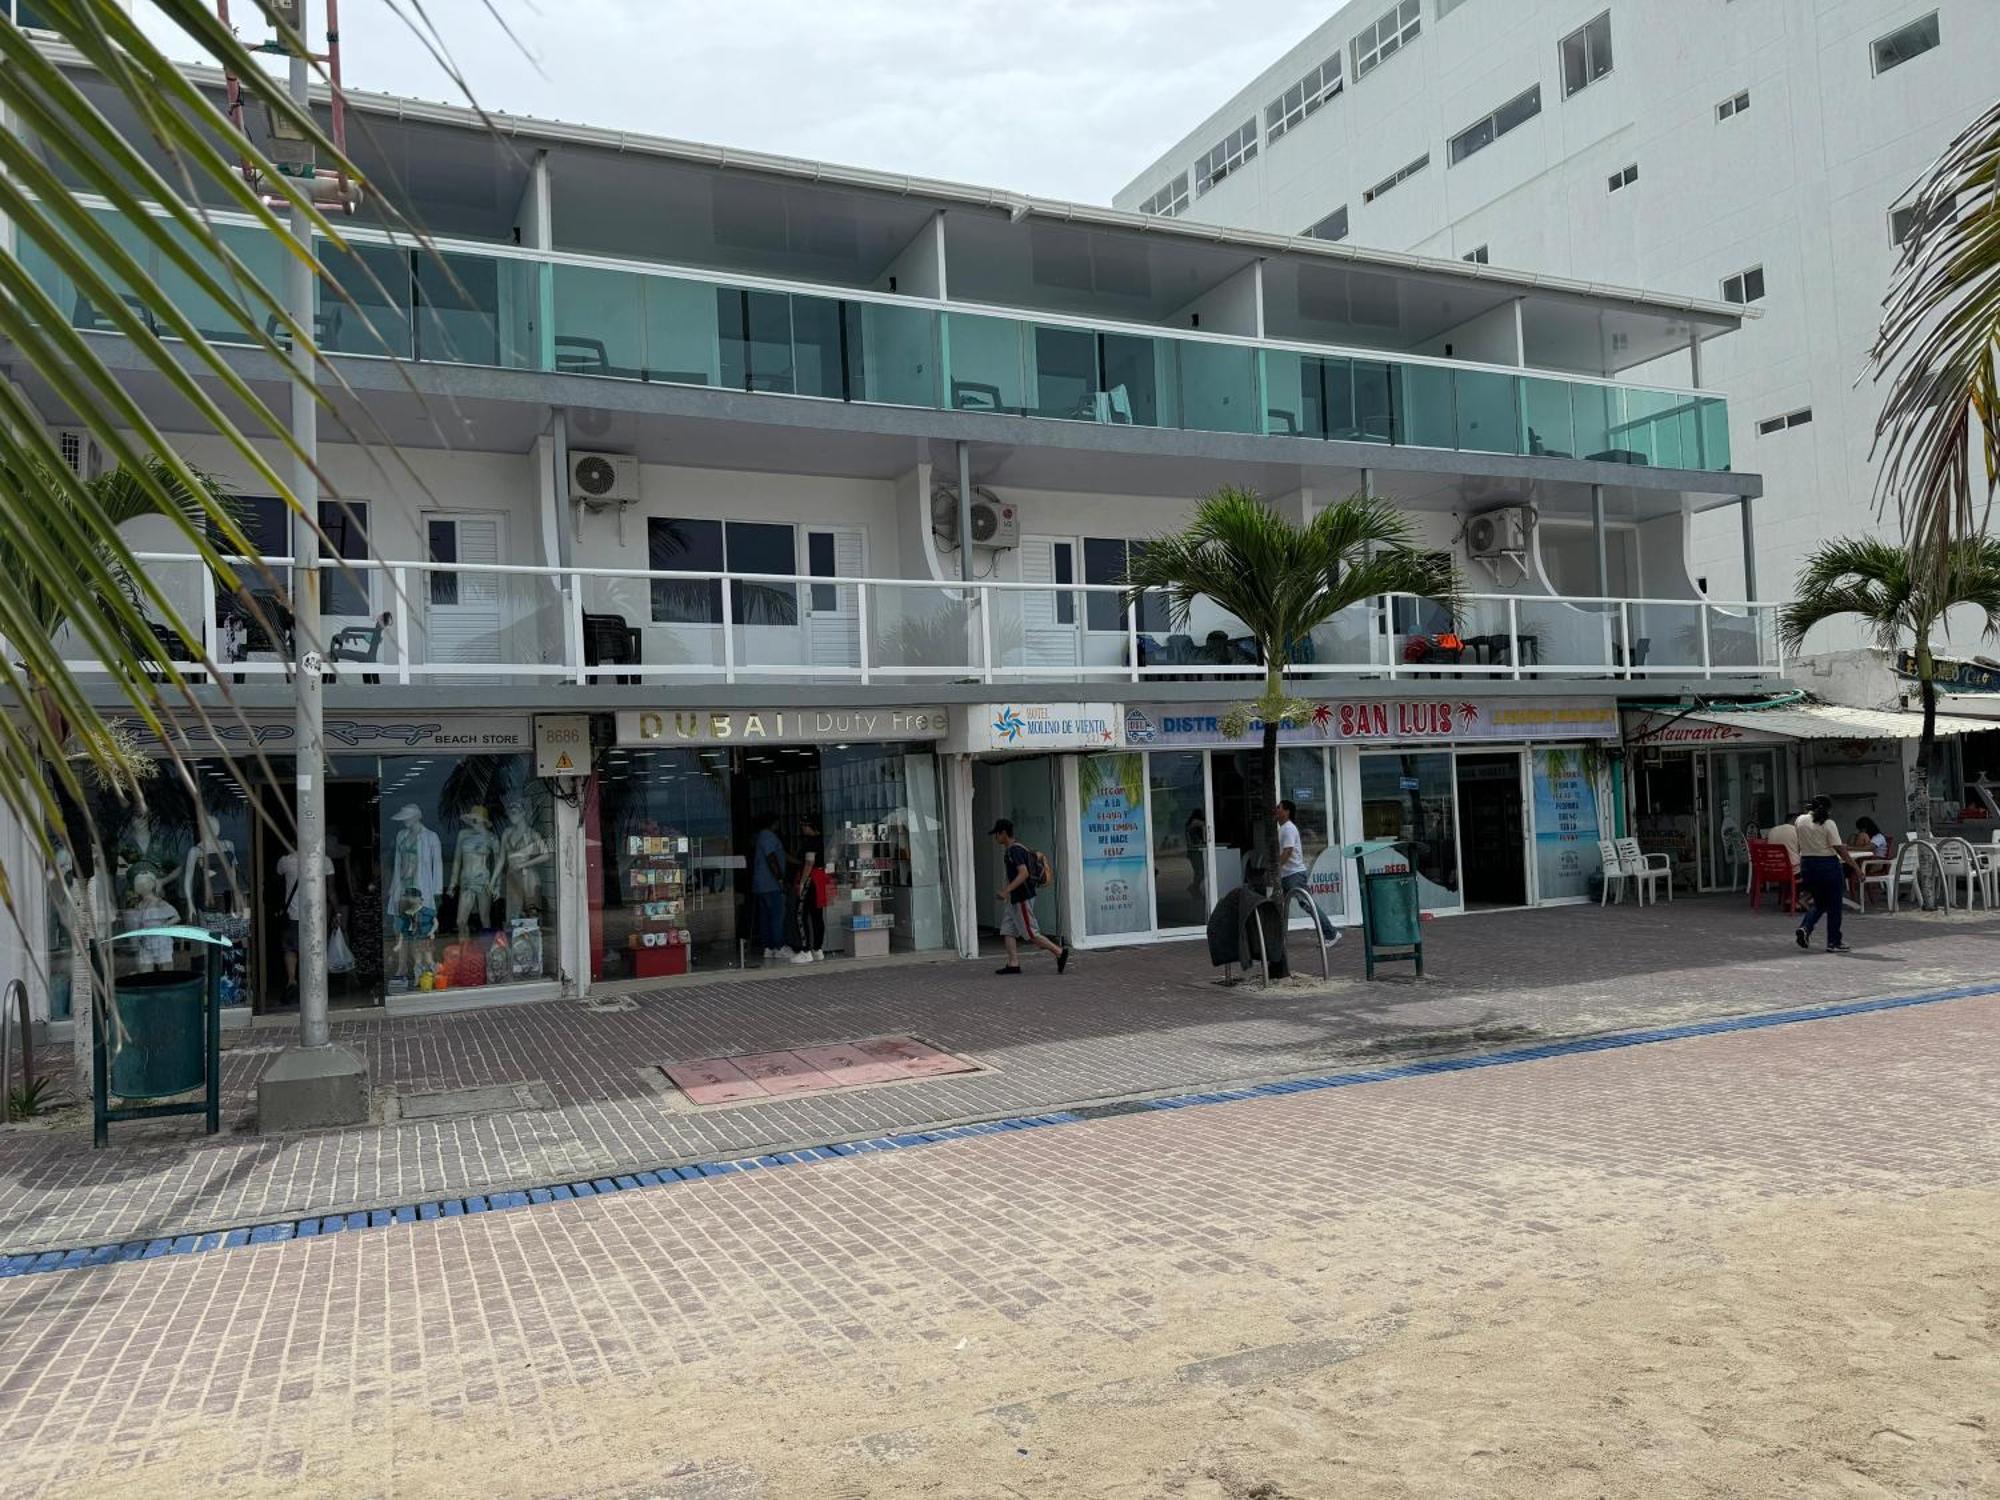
750;812;791;961
1275;800;1339;943
1794;796;1858;952
990;819;1069;976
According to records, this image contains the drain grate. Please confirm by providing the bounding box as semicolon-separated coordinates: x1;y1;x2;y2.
389;1081;556;1122
660;1035;981;1106
1069;1100;1158;1120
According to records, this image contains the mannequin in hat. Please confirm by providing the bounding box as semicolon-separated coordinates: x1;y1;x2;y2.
447;806;502;940
387;803;443;921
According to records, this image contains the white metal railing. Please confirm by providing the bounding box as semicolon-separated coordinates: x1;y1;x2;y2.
66;556;1785;689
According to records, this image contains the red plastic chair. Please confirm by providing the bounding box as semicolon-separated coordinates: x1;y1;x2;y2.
1748;838;1799;913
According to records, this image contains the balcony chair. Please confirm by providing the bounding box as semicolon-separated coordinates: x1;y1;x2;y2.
1615;837;1672;904
139;620;195;683
328;612;392;685
1612;638;1652;669
951;379;1019;415
1747;838;1799;913
1266;409;1300;435
223;590;294;683
582;611;642;685
264;307;344;351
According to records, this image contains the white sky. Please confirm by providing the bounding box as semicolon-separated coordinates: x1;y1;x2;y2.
137;0;1331;203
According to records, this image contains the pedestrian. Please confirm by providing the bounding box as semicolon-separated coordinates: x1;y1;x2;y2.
1794;795;1858;952
990;819;1069;975
750;812;791;961
1275;800;1339;942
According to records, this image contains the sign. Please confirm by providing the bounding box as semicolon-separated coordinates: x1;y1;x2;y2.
119;714;532;756
535;715;591;778
1899;651;2000;693
616;707;950;747
1623;711;1771;745
1532;750;1601;900
1079;753;1149;938
951;703;1118;755
1122;698;1617;749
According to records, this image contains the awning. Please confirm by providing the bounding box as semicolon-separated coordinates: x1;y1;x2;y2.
1630;703;2000;744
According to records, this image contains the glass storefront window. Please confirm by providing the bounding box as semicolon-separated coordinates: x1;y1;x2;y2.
1359;751;1461;911
1281;746;1345;920
1079;752;1150;938
1149;751;1209;930
592;746;735;977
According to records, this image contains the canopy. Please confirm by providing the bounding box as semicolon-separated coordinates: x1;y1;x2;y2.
1670;704;1997;742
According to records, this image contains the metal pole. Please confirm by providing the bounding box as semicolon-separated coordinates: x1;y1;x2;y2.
1591;483;1609;599
1739;495;1758;600
287;27;330;1052
955;441;974;584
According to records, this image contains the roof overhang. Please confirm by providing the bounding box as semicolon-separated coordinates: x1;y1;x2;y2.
1627;703;2000;744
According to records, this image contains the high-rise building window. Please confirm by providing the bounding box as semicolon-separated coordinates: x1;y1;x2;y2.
1138;172;1190;219
1194;119;1258;197
1352;0;1422;80
1448;84;1542;165
1437;0;1476;16
1266;54;1343;142
1872;12;1940;75
1304;206;1350;242
1716;89;1750;121
1362;152;1431;204
1607;162;1639;193
1756;408;1812;435
1559;11;1613;97
1462;245;1490;264
1721;266;1766;305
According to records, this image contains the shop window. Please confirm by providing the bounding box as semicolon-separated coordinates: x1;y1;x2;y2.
1078;752;1151;938
1281;745;1344;918
1358;751;1461;910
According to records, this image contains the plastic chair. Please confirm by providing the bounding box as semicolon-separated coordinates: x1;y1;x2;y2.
1596;840;1634;906
1859;843;1920;913
1748;839;1799;913
1938;837;1990;909
1616;838;1672;904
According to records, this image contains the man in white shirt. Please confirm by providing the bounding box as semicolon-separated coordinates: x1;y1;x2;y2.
1275;800;1338;942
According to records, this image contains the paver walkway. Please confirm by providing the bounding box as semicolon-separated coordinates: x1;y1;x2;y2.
0;983;1993;1496
2;897;1997;1254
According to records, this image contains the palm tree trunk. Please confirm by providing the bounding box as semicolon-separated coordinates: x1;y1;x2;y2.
1911;643;1942;909
1257;659;1282;897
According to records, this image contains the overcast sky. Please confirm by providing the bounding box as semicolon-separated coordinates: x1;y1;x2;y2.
136;0;1330;203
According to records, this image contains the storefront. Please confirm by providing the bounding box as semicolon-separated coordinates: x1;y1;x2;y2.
593;707;956;977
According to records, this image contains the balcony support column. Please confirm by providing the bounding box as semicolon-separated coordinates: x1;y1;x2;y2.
1592;483;1609;598
956;441;974;584
1740;494;1758;601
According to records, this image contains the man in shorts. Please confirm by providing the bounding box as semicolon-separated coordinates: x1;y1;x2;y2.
991;819;1069;976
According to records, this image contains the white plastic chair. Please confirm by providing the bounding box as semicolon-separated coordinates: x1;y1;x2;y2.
1616;838;1672;905
1938;837;1990;909
1597;839;1635;905
1739;832;1755;894
1859;843;1920;912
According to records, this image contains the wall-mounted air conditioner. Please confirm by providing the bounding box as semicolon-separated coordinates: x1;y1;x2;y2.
931;485;1019;550
569;450;639;544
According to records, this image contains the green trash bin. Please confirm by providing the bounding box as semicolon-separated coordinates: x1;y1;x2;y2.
1343;840;1424;979
109;969;206;1099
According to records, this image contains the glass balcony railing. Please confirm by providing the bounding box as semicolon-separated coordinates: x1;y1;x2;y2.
26;204;1733;472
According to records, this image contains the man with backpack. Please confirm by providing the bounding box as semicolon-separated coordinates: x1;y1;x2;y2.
990;819;1070;976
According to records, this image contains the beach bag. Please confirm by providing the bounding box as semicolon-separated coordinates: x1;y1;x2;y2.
326;921;356;974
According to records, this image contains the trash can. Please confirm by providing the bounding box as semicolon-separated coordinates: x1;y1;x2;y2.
109;969;206;1099
1343;840;1424;979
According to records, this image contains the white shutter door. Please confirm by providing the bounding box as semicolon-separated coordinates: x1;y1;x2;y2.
1018;537;1079;671
425;515;504;665
806;527;865;669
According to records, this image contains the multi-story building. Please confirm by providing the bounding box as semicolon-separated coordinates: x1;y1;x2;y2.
3;35;1785;1024
1116;0;2000;618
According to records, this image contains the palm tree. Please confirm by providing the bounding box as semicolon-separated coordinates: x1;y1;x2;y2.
1779;535;2000;873
1122;488;1458;894
1869;99;2000;588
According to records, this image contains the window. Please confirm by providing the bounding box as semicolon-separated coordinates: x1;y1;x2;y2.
1891;192;1956;246
1607;162;1639;192
647;518;799;625
214;498;371;618
1448;84;1541;164
1363;152;1430;204
1304;206;1350;242
1756;408;1812;434
1138;172;1190;219
1716;89;1750;120
1436;0;1475;15
1351;0;1421;80
1872;12;1939;74
1194;119;1258;197
1721;265;1765;305
1266;54;1343;141
1559;11;1613;97
1082;538;1167;633
1462;245;1490;264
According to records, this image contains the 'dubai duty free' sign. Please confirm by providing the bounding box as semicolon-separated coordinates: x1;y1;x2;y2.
616;707;950;746
1122;699;1618;747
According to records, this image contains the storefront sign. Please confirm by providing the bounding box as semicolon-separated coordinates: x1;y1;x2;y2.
1079;753;1150;938
1899;651;2000;693
1532;750;1602;901
1122;699;1617;748
534;715;591;778
615;707;950;746
1623;711;1774;745
120;715;532;755
951;703;1118;755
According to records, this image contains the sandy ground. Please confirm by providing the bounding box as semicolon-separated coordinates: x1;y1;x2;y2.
65;1179;1997;1500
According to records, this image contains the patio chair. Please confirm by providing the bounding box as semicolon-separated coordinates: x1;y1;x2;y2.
1616;838;1672;904
1859;843;1920;913
327;612;392;685
1597;840;1636;906
582;611;642;685
1747;838;1799;913
1937;837;1990;909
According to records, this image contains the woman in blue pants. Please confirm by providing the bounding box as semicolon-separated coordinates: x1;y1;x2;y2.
1793;796;1857;952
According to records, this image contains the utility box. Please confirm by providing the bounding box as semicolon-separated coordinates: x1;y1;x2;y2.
1343;840;1424;980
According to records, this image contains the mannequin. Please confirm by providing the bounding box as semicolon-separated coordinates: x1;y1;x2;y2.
181;811;243;917
499;799;552;917
387;804;443;919
122;870;180;972
392;885;438;984
116;810;166;906
446;806;502;940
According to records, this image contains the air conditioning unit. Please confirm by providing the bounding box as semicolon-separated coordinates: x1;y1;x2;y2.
930;485;1019;550
1466;504;1532;562
53;428;105;482
569;450;639;508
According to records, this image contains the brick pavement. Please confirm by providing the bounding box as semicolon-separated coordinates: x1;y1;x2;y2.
0;987;1993;1496
1;897;1996;1256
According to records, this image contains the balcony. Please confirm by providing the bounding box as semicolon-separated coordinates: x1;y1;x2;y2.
96;554;1783;691
22;205;1731;472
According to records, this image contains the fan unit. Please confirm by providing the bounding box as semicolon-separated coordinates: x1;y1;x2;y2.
569;451;639;507
53;428;105;481
1466;505;1532;561
931;485;1019;550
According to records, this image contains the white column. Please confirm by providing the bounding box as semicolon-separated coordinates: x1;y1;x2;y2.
556;791;586;997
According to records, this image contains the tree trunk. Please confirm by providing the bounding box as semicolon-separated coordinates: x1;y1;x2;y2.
1910;649;1942;910
1259;717;1281;897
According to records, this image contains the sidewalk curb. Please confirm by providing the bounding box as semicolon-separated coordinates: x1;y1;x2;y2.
5;978;1995;1280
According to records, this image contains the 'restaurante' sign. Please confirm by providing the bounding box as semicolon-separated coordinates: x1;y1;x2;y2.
1123;699;1617;748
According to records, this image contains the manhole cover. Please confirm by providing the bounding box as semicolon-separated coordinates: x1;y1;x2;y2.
392;1081;557;1121
660;1035;981;1106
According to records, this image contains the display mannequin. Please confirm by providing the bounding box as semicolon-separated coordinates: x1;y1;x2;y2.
122;870;180;971
387;804;443;918
446;806;501;940
392;886;438;983
500;799;552;917
181;811;243;917
116;810;166;906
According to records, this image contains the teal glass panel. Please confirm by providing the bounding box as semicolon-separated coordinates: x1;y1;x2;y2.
944;313;1028;413
551;262;644;377
1177;340;1258;433
641;275;720;387
718;287;794;393
318;240;412;359
843;300;938;407
1100;331;1164;427
414;249;506;366
1454;368;1521;454
1261;350;1315;437
1032;324;1098;419
790;293;845;399
1397;363;1455;448
1522;377;1575;458
1350;359;1395;443
1699;396;1731;470
1570;380;1613;460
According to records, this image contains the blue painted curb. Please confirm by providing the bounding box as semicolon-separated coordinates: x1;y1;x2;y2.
3;978;1993;1281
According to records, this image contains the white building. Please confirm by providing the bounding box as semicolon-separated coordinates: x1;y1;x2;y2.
1116;0;2000;615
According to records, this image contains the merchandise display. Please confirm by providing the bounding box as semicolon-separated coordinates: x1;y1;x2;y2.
624;831;693;978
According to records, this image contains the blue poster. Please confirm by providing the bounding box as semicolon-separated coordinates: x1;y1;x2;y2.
1079;753;1150;937
1533;751;1601;900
